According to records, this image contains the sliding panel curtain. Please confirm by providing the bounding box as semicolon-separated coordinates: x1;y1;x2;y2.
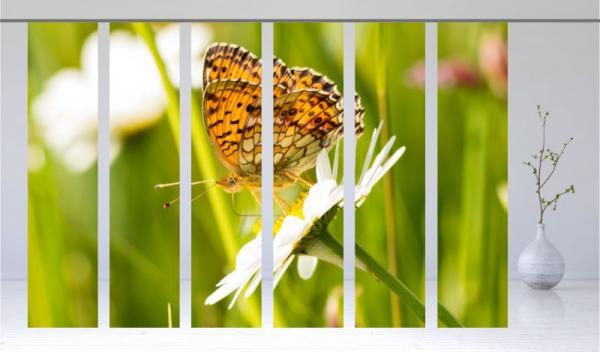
28;22;99;327
355;22;426;328
109;23;180;327
191;22;263;327
438;22;508;327
26;20;510;329
273;22;344;328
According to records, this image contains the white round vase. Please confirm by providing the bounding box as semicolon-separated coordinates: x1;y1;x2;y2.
518;224;565;289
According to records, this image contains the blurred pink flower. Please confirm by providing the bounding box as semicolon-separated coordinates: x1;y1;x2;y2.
406;59;479;89
406;61;425;88
479;32;508;97
439;60;479;88
324;286;342;328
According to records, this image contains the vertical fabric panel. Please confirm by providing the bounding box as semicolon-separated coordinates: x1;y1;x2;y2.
355;23;426;327
273;22;344;328
28;22;98;327
438;22;508;327
191;23;262;327
109;23;180;327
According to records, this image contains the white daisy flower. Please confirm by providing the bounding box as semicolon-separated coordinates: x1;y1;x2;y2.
205;122;406;308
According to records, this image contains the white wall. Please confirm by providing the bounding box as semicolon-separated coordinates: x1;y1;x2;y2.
1;10;599;280
509;23;599;279
0;23;27;279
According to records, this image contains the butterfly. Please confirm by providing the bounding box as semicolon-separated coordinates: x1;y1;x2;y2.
159;43;364;210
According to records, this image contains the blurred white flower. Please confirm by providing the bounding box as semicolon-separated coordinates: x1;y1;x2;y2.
156;23;212;89
28;144;47;173
497;181;508;211
205;122;406;308
32;67;99;173
107;30;166;136
32;24;213;173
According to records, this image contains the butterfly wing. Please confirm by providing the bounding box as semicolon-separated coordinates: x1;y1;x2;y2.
272;89;344;175
290;67;365;136
204;43;295;93
203;44;295;175
204;80;292;176
202;43;365;178
290;67;340;94
203;43;262;88
273;68;365;175
203;80;262;173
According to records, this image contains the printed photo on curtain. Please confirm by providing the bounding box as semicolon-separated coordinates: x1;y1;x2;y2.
28;22;99;327
438;22;508;328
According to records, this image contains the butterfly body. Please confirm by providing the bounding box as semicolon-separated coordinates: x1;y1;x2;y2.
216;172;295;194
202;43;365;196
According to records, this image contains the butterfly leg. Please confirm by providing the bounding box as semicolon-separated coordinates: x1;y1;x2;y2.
285;172;313;189
249;189;262;206
273;193;290;216
247;189;287;217
231;192;261;217
231;192;244;217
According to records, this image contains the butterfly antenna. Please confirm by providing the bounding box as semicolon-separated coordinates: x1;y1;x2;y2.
155;179;216;190
163;196;180;208
191;184;216;203
163;184;216;209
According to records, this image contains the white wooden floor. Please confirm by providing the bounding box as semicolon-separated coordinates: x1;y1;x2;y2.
1;280;598;351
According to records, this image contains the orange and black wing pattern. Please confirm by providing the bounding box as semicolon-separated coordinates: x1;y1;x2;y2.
201;43;364;178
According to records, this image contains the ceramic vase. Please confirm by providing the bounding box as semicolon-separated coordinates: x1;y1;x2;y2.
518;224;565;289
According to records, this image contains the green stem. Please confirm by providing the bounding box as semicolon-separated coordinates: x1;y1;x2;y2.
438;302;463;327
307;231;462;327
131;23;180;147
132;23;259;327
356;239;425;323
374;23;401;326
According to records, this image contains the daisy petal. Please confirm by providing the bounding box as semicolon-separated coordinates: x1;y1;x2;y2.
359;121;383;183
228;272;257;309
371;146;406;186
297;255;318;280
274;255;295;288
332;142;340;181
274;216;309;246
303;179;340;219
244;272;261;298
234;236;261;270
316;150;333;181
205;270;250;305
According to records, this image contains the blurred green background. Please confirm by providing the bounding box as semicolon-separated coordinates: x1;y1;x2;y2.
108;23;180;327
28;22;99;327
438;23;508;327
109;117;180;327
355;23;426;328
